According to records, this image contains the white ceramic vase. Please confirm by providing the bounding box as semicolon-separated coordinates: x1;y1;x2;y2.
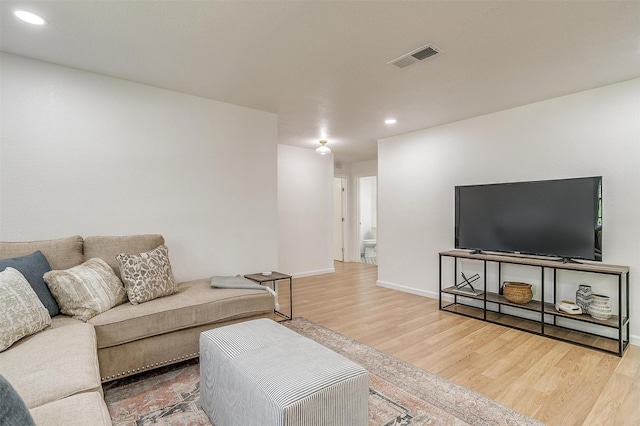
575;284;592;314
589;294;611;320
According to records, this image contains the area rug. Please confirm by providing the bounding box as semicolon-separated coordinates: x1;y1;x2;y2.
104;318;543;426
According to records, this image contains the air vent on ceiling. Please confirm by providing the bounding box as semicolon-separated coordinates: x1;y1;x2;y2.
387;44;443;70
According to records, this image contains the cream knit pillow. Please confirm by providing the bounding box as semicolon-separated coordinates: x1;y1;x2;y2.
44;258;127;321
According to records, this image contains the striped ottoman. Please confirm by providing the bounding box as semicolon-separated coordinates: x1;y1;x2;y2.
199;319;369;426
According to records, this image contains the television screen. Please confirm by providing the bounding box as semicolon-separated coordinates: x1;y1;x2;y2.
455;177;602;261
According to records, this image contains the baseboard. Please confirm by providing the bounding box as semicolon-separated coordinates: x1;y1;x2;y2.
291;268;335;279
376;280;437;299
441;292;455;302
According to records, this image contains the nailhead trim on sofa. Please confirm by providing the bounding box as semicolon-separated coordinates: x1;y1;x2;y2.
101;352;199;381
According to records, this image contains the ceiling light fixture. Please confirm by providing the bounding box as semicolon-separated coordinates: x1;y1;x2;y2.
315;140;331;155
14;10;47;25
385;118;397;125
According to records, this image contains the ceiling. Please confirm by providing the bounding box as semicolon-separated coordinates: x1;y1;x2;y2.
1;1;639;163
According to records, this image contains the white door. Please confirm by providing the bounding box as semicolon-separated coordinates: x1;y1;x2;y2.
333;178;345;261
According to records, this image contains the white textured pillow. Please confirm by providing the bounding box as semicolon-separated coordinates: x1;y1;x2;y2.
43;258;127;322
116;244;178;305
0;267;52;352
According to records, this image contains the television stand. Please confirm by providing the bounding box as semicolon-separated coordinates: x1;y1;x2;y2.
439;249;630;356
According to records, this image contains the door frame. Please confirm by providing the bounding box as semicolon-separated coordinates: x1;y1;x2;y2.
333;177;347;261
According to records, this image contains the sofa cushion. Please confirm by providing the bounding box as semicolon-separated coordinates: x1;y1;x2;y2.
89;278;275;349
0;268;52;352
0;236;83;271
83;234;165;280
48;314;84;329
44;258;128;322
0;374;36;426
0;251;59;316
29;391;111;426
0;318;102;408
116;244;178;305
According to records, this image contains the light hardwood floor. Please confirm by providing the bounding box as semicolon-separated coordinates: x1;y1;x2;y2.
288;261;639;426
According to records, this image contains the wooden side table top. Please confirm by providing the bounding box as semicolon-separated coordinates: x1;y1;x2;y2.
244;271;291;283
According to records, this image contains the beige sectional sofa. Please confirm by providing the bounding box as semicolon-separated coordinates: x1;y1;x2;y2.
0;234;275;425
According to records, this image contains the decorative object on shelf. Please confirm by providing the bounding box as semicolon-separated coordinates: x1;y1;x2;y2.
455;272;482;295
589;294;612;320
555;300;583;315
575;284;593;314
502;282;533;304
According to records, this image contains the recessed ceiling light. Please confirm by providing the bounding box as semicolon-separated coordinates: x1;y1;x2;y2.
385;118;397;125
14;10;48;25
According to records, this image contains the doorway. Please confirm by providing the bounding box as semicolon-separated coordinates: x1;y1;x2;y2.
333;178;346;261
358;176;377;265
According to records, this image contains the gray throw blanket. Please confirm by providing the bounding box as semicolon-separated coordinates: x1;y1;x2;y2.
210;275;279;309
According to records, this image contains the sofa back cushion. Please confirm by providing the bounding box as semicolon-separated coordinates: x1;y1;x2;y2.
83;234;165;280
0;236;84;271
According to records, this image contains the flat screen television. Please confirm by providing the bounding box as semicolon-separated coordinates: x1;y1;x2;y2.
455;176;602;262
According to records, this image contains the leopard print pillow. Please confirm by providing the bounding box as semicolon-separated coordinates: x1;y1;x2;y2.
116;245;178;305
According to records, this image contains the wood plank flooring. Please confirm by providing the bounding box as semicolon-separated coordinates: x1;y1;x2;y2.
290;261;640;426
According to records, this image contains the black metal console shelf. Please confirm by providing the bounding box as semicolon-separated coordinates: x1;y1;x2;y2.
439;250;630;356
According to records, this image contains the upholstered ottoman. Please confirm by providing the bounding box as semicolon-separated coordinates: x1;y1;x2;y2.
199;319;369;426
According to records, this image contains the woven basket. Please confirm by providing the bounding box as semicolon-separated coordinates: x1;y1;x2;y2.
502;282;533;304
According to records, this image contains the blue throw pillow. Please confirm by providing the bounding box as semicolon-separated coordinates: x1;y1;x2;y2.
0;251;59;317
0;374;36;426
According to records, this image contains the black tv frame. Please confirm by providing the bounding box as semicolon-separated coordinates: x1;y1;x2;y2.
454;176;602;263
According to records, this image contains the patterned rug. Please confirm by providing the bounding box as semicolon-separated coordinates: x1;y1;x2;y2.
104;318;543;426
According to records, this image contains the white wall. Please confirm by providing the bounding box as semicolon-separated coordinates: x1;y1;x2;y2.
378;78;640;343
277;144;334;277
0;53;278;282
